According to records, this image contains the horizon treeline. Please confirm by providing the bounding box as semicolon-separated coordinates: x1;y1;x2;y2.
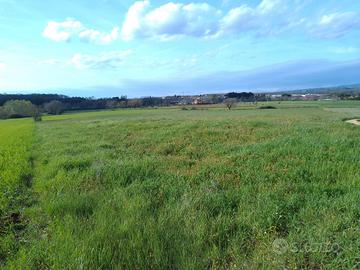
0;92;257;112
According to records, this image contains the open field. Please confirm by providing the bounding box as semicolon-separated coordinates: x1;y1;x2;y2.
1;101;360;269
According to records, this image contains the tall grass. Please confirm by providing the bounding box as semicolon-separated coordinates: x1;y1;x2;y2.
0;119;34;265
3;102;360;269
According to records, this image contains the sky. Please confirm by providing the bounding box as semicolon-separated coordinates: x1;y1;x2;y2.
0;0;360;97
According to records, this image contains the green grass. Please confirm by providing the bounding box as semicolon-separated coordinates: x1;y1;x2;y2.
0;119;34;264
2;101;360;269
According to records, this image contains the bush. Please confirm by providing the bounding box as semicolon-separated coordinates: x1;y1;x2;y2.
257;105;277;109
0;107;8;119
44;100;64;115
224;98;237;110
3;100;37;118
0;100;42;120
32;108;42;122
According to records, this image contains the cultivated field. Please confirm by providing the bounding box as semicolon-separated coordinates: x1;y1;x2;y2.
1;101;360;269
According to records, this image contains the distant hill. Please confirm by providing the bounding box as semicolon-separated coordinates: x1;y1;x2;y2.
270;84;360;95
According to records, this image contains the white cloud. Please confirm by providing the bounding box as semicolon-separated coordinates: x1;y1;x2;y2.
219;0;288;35
43;19;119;44
220;5;257;34
70;50;132;69
122;0;150;41
43;18;83;42
79;27;119;45
310;12;360;39
121;1;221;40
257;0;283;14
120;0;294;40
42;1;359;44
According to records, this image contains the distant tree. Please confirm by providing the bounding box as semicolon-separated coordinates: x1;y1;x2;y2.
208;94;223;104
128;99;143;108
255;94;267;102
224;98;237;110
225;92;255;101
0;106;8;119
117;96;128;108
44;100;64;115
31;106;42;122
337;93;352;100
118;101;128;108
141;97;163;107
281;93;291;101
106;100;118;110
0;94;66;106
3;100;36;118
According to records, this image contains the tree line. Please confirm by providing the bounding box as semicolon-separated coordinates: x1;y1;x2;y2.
0;92;260;120
0;94;129;110
0;95;179;120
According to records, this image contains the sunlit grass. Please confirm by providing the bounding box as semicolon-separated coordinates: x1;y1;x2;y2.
0;119;34;264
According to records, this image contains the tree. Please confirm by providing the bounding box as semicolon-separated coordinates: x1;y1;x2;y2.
3;100;36;118
224;98;237;110
127;99;143;108
118;101;128;108
0;106;8;119
44;100;64;115
106;100;118;110
225;92;255;101
208;94;224;104
31;106;42;122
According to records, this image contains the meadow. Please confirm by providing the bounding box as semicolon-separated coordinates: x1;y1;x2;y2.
1;101;360;269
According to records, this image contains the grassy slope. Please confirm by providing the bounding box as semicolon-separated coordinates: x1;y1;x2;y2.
0;119;34;265
4;101;360;269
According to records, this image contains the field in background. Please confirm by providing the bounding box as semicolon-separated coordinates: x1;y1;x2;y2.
1;101;360;269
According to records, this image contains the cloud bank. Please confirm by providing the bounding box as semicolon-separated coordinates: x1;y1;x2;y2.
121;0;287;40
43;1;360;44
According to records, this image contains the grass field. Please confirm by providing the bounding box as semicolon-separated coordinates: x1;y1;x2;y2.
1;101;360;269
0;119;34;263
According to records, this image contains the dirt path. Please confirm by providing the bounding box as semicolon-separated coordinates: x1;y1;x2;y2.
346;119;360;126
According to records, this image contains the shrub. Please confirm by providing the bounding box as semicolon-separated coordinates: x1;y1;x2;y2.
257;105;277;109
0;100;39;119
44;100;64;115
224;98;237;110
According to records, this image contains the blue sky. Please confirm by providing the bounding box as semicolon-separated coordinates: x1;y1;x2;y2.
0;0;360;97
